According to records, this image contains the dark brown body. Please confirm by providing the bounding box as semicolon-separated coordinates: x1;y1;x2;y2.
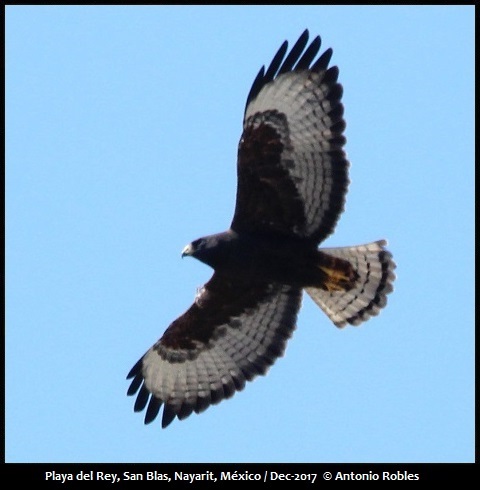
186;230;358;292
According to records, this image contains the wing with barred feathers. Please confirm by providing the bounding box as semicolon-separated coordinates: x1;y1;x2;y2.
127;273;301;428
232;29;349;244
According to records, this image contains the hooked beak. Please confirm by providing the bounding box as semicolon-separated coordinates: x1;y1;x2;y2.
181;243;193;258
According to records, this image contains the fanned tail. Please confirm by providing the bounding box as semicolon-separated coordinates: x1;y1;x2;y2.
306;240;395;327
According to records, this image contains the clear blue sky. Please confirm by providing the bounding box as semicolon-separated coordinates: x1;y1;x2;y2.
6;6;474;463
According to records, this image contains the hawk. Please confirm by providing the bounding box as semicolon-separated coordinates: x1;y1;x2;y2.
127;30;395;428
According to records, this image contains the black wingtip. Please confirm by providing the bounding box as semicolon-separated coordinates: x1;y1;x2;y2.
144;396;162;425
294;35;321;71
244;66;265;114
244;30;334;114
311;47;333;72
126;357;143;379
161;405;177;428
126;373;143;396
277;29;309;76
299;28;309;40
133;384;150;412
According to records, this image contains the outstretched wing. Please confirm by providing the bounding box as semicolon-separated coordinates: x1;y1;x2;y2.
127;274;302;428
231;29;349;244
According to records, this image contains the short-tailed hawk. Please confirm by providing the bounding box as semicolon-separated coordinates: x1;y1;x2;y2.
127;30;396;428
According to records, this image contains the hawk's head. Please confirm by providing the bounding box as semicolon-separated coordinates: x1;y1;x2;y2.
181;231;237;269
181;238;208;259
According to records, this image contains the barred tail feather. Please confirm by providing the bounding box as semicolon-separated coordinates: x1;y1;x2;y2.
306;240;395;328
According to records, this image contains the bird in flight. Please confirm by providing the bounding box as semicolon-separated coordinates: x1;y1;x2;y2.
127;29;396;428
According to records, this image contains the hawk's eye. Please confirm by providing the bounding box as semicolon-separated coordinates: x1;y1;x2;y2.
192;239;205;250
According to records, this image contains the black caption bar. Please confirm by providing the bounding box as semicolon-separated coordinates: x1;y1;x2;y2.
3;463;476;485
